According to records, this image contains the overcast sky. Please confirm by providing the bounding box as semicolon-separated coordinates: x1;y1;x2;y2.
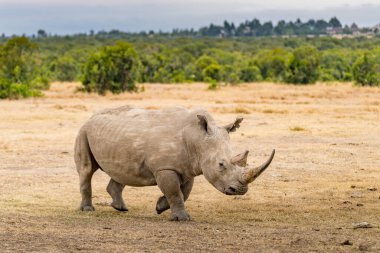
0;0;379;35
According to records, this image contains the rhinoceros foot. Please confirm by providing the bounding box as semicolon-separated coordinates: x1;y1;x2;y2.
156;196;170;214
111;202;128;212
170;210;191;221
80;205;95;211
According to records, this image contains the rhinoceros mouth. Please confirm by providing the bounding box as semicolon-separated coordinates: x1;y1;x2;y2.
224;186;248;195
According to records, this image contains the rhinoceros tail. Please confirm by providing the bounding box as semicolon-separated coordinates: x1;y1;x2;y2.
74;129;103;172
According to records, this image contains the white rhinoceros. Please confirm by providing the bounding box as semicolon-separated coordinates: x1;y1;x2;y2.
74;106;275;221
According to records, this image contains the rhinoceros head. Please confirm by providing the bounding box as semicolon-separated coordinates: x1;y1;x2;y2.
192;113;275;195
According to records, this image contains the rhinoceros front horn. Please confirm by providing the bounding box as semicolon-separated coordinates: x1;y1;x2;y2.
240;149;275;184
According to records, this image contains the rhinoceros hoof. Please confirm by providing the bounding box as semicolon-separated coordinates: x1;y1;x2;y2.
170;211;191;221
156;196;170;214
156;206;165;215
80;205;95;211
111;202;128;212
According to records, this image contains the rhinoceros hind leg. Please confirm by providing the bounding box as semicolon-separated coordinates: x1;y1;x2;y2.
75;131;99;212
156;178;194;214
107;179;128;212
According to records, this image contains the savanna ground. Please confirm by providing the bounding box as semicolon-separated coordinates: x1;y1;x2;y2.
0;82;379;252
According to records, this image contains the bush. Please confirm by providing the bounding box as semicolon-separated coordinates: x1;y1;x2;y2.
254;49;289;81
0;37;37;84
221;65;241;85
0;37;48;99
240;65;262;82
0;79;10;98
8;83;42;98
352;53;380;86
286;46;320;84
140;53;167;82
195;55;218;81
82;42;140;94
207;79;219;90
50;56;79;81
320;50;352;81
202;63;222;82
0;79;42;99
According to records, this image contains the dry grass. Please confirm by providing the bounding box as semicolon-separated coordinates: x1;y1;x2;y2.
290;126;306;132
0;82;380;252
233;106;251;114
212;106;252;114
262;108;289;114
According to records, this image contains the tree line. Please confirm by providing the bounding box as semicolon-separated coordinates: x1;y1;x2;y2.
0;34;379;98
21;17;378;39
182;17;357;37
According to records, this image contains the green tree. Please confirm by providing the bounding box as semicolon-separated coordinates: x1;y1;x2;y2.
315;19;329;33
274;20;286;35
37;29;48;38
329;17;342;28
286;46;320;84
82;42;140;94
352;53;379;86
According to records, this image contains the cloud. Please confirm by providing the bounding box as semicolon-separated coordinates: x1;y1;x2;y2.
0;1;379;35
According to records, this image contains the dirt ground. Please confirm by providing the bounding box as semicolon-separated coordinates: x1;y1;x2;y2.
0;82;379;252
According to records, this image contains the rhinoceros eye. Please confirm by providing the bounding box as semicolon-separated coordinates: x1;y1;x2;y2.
218;161;226;170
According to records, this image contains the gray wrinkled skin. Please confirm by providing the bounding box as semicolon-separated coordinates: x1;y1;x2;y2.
74;106;274;221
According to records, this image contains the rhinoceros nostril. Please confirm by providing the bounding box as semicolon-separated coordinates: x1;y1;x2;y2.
228;186;236;192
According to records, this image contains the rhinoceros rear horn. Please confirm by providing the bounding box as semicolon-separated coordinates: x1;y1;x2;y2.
240;149;275;184
231;150;249;167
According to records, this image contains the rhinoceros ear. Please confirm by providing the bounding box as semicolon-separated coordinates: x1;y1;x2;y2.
224;117;243;133
197;114;211;134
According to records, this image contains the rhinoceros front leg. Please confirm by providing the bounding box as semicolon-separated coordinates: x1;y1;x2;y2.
155;170;191;221
156;178;194;214
107;179;128;212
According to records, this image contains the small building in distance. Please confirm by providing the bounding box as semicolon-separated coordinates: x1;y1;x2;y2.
326;27;343;35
